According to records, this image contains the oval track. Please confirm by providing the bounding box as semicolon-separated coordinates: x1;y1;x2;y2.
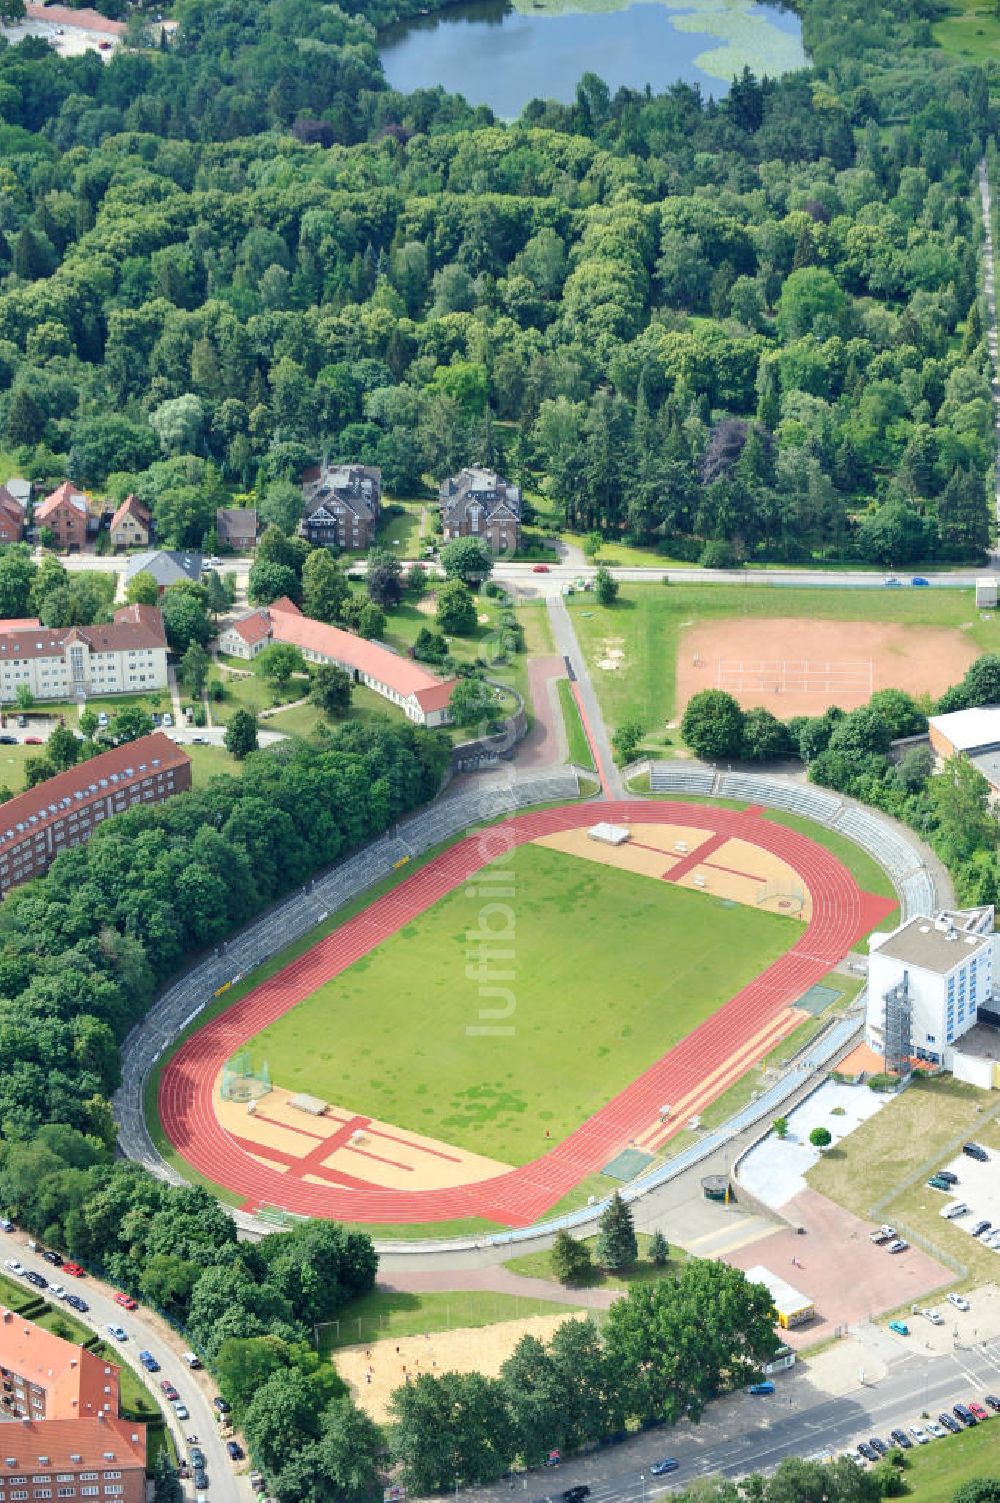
159;801;894;1226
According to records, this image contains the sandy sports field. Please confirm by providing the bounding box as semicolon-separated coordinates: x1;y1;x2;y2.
337;1312;588;1422
676;617;978;716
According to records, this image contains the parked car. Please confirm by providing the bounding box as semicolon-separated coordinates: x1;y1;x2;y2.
889;1429;913;1449
942;1203;970;1220
65;1295;88;1312
748;1381;775;1394
925;1422;947;1438
24;1271;47;1289
182;1351;201;1369
954;1404;976;1426
213;1396;231;1414
923;1309;944;1325
532;563;550;573
138;1351;159;1372
0;1218;13;1232
24;737;42;745
908;1426;930;1445
61;1262;84;1278
173;1401;190;1420
4;1259;22;1274
911;576;930;587
190;1448;206;1468
47;1283;66;1300
972;1220;992;1238
985;1395;1000;1412
969;1402;989;1421
161;1381;179;1399
888;1320;909;1336
562;1488;590;1503
0;736;16;746
114;1291;137;1310
887;1239;909;1253
963;1143;989;1162
226;1440;244;1461
162;713;173;728
948;1293;971;1311
41;1250;62;1266
15;716;26;728
105;1324;127;1341
883;577;902;587
650;1459;679;1476
869;1439;888;1456
938;1413;961;1434
857;1443;877;1462
97;712;108;726
935;1169;959;1184
194;1468;208;1490
927;1175;952;1191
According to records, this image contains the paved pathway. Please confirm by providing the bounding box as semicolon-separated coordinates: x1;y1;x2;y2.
381;1266;619;1310
517;654;568;767
546;594;622;795
979;156;1000;551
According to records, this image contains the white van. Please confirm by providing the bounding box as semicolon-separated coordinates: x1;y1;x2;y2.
182;1351;201;1369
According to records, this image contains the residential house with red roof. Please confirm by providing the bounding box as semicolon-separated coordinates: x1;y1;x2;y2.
34;483;89;549
108;494;151;551
0;485;25;543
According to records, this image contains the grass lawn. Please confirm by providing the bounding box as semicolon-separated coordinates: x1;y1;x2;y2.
895;1419;1000;1499
932;0;1000;59
28;691;169;723
208;668;305;724
557;677;595;770
320;1288;583;1353
241;843;799;1164
505;1230;685;1290
568;583;997;735
182;741;245;787
808;1076;1000;1283
520;600;555;656
0;740;49;791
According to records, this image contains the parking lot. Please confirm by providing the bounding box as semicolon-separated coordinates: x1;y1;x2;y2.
937;1144;1000;1253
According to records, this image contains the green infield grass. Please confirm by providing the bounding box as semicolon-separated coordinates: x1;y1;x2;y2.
568;582;997;735
240;843;799;1164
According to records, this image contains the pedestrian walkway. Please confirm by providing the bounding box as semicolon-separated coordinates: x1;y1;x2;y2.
546;595;622;796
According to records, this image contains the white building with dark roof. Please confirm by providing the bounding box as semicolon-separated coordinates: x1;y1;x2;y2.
0;605;168;703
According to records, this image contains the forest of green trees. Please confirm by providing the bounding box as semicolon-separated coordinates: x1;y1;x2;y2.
0;0;993;563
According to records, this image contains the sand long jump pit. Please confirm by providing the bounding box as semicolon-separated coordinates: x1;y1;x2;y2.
677;618;978;716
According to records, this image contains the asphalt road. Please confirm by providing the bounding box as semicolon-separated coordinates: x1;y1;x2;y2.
0;1229;250;1503
466;1338;1000;1503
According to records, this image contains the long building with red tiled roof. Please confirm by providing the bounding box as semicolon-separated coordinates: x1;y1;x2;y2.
0;606;168;705
0;732;191;898
218;598;456;727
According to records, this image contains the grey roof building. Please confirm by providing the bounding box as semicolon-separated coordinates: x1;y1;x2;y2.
439;468;521;554
124;549;203;590
301;464;381;551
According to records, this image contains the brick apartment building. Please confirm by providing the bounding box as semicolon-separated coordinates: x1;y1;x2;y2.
0;606;168;706
0;732;191;898
0;1313;146;1503
0;487;25;544
218;597;456;726
301;464;381;550
439;468;521;554
33;485;89;550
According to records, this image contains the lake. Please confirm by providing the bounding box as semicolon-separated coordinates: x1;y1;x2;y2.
379;0;806;119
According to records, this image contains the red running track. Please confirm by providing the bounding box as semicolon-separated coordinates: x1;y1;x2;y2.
158;801;896;1226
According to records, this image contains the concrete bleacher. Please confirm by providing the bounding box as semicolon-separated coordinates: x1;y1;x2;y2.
716;773;843;822
649;764;716;794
